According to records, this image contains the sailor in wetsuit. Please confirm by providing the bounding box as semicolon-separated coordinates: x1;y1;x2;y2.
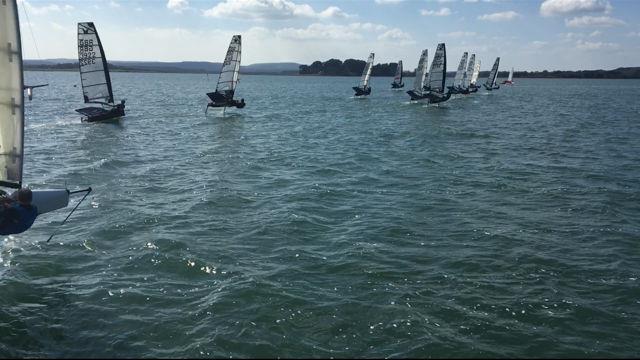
0;188;38;235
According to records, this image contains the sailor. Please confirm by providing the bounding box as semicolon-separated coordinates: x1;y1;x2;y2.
0;188;39;235
237;98;246;108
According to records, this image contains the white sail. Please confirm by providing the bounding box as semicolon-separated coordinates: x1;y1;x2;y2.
508;67;513;82
485;57;500;87
0;0;24;188
412;49;428;93
471;60;481;85
358;52;374;89
215;35;242;96
453;52;468;87
464;54;475;88
78;22;114;104
393;60;403;86
427;43;446;93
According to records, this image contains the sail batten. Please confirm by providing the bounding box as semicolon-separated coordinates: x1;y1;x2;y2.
0;0;24;187
77;22;114;104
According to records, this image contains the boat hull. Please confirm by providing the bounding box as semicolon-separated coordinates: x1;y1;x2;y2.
391;83;404;89
353;86;371;96
76;103;125;122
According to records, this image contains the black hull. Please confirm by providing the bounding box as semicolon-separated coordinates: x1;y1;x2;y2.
391;83;404;89
207;101;246;109
353;86;371;96
76;103;125;122
407;90;452;103
206;91;246;108
483;84;500;91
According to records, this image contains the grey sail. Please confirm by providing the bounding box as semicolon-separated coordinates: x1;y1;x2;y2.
359;53;374;89
0;0;24;188
485;57;500;88
77;22;114;105
413;49;428;94
464;54;475;89
427;43;446;93
392;60;403;86
215;34;242;97
453;52;468;88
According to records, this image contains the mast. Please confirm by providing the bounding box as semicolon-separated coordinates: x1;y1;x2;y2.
77;22;114;105
0;0;24;188
215;35;242;98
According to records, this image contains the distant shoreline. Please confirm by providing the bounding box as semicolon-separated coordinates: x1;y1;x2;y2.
23;63;640;79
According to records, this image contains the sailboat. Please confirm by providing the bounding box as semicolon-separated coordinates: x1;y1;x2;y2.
206;34;245;112
353;52;374;97
461;53;477;94
75;22;125;122
406;49;428;101
502;67;514;85
410;43;451;104
469;60;481;91
483;57;500;91
391;60;404;89
1;0;91;235
447;52;468;94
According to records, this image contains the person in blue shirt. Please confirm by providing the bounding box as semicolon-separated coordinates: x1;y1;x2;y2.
0;188;38;235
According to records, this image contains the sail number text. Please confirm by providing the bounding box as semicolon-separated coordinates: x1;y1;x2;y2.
79;39;97;66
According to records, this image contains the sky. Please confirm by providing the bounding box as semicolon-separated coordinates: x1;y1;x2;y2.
15;0;640;71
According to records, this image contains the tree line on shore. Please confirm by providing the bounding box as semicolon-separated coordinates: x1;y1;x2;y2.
299;59;640;79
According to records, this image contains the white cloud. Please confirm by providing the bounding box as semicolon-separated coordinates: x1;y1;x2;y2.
589;30;602;36
540;0;611;17
377;28;415;44
565;15;625;27
275;23;363;40
576;39;619;50
167;0;189;13
20;1;73;15
530;40;548;48
478;11;520;22
438;31;476;38
374;0;403;4
627;31;640;37
203;0;349;20
109;1;121;8
420;8;452;16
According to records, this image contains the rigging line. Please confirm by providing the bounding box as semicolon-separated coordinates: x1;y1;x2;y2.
20;1;41;60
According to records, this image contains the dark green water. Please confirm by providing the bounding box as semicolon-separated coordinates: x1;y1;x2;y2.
1;72;639;357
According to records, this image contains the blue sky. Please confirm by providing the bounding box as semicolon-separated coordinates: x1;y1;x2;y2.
16;0;640;71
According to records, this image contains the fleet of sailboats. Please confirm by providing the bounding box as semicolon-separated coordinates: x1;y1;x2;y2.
1;0;91;236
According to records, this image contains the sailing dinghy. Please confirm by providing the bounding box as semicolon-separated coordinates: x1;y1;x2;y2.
75;22;125;122
462;54;477;94
1;0;91;235
409;43;451;104
406;49;428;101
353;53;374;97
448;52;468;94
206;35;245;112
469;60;481;91
483;57;500;91
391;60;404;89
502;67;514;85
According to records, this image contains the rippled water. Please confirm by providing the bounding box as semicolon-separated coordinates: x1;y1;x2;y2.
1;72;639;357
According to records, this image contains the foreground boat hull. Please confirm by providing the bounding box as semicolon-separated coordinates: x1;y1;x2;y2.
407;90;451;103
483;84;500;91
76;103;125;122
391;83;404;89
353;86;371;96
